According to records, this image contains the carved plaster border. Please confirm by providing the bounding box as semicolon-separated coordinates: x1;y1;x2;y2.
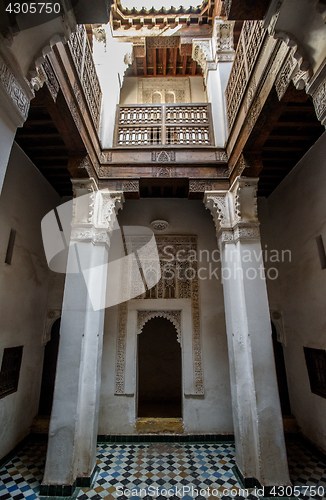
137;310;182;343
114;236;204;396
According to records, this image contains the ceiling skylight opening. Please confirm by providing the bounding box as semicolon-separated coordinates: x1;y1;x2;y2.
120;0;202;11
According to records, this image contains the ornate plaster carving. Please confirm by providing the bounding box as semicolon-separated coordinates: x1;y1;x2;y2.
0;50;31;126
205;177;260;244
115;235;204;396
138;77;190;104
70;179;124;247
214;20;235;63
192;39;216;83
150;220;169;232
204;192;230;231
312;79;326;124
115;302;128;395
137;310;182;343
271;309;287;346
43;309;61;346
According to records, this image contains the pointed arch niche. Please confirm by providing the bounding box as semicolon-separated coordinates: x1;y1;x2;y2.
138;314;182;417
114;299;203;405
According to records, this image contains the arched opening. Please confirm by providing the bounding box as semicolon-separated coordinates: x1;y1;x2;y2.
271;322;291;416
38;318;61;415
138;316;182;418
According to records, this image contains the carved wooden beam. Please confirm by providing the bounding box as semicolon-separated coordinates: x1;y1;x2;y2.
182;55;187;75
173;47;178;75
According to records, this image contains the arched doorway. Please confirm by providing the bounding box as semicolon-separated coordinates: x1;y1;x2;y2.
138;316;182;418
38;318;60;415
271;322;291;416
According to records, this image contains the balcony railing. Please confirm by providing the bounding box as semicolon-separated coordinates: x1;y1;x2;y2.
114;103;214;147
68;25;102;131
225;20;266;131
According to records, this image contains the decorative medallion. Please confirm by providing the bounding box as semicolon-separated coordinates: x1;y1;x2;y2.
150;220;169;232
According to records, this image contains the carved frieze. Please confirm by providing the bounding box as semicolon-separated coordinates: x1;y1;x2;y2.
0;52;31;124
99;152;113;163
151;151;176;163
215;151;228;163
312;79;326;124
115;302;128;394
147;37;180;48
138;77;190;104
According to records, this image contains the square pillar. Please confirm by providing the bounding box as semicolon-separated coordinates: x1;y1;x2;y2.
41;179;124;496
204;177;291;488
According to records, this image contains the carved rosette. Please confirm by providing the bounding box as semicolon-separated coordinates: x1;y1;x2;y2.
204;177;260;245
71;178;124;248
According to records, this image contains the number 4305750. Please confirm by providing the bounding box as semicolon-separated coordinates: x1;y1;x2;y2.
5;3;61;14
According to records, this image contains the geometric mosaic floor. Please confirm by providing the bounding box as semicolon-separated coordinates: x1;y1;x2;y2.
0;439;326;500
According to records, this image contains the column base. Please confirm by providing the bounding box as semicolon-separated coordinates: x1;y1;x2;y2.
232;465;293;499
40;465;99;497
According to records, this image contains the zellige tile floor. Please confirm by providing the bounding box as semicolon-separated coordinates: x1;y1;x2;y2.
0;439;326;500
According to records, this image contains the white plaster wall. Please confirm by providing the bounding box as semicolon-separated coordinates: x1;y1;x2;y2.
206;68;227;147
93;27;133;148
259;132;326;452
0;143;61;459
0;111;17;195
189;76;207;103
119;77;138;105
99;198;233;435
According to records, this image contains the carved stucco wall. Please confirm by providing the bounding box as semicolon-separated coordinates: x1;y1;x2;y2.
114;236;204;397
120;76;207;104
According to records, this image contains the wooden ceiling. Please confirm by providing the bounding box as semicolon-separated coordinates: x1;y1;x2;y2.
15;99;72;197
125;46;203;78
245;86;325;198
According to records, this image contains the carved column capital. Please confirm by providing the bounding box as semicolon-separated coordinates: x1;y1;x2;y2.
205;177;260;245
192;38;216;83
71;178;124;248
204;191;231;233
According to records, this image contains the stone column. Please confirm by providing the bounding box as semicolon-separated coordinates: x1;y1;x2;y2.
204;177;291;488
41;179;124;496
